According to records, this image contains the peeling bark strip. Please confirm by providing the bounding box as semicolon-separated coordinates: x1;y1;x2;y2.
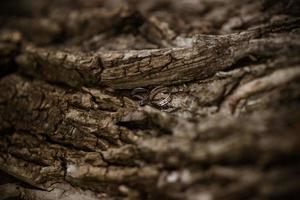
1;0;300;199
16;18;300;89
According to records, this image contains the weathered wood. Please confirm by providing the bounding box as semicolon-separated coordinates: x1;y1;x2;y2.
0;0;300;199
15;18;300;89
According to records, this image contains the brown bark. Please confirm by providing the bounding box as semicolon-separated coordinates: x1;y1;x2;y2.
1;0;300;199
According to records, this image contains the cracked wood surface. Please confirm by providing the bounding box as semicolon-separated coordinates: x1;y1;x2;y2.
1;0;300;199
15;18;300;89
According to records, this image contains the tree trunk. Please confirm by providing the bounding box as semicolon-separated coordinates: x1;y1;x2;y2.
1;0;300;199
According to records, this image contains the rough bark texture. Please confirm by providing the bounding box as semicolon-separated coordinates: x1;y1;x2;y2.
0;0;300;199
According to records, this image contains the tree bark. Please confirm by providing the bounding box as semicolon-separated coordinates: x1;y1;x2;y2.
1;0;300;199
